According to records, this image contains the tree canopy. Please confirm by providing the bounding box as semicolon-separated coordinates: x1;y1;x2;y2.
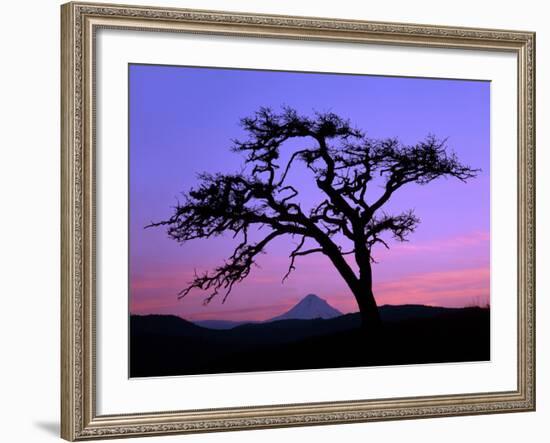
148;107;479;307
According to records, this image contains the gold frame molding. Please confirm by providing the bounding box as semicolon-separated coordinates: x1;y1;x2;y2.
61;2;536;440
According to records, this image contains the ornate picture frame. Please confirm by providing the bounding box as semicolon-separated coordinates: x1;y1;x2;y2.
61;2;535;440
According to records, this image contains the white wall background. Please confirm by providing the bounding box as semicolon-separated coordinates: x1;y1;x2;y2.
0;0;547;442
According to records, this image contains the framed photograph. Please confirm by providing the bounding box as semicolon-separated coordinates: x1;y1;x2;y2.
61;2;536;440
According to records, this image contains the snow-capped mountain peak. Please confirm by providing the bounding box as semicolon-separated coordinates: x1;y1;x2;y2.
269;294;342;321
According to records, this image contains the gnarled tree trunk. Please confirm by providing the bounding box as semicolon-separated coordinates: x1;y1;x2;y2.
354;253;381;336
354;286;381;336
316;234;381;336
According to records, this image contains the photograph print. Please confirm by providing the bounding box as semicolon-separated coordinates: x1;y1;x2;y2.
129;64;490;378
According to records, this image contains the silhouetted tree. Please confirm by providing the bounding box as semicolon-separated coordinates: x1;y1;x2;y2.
148;107;479;336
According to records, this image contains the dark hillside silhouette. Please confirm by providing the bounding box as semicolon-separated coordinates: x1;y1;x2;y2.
130;305;490;377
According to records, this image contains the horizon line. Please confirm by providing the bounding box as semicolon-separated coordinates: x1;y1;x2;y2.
130;301;491;322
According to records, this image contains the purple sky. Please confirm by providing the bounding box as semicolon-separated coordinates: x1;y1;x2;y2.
129;64;490;321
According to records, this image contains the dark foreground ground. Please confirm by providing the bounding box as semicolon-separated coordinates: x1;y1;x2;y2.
130;305;490;377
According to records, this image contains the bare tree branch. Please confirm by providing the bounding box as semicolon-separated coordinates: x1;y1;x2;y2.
178;230;283;304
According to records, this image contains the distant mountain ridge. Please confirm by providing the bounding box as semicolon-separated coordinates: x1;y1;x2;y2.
194;319;258;330
137;304;469;332
194;294;342;329
132;305;481;338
